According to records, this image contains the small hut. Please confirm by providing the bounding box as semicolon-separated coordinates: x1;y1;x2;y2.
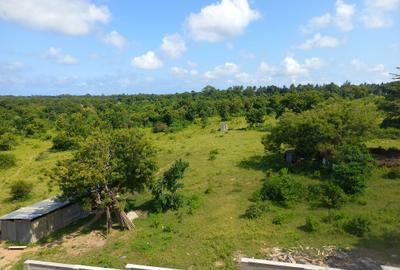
220;122;228;132
0;197;86;243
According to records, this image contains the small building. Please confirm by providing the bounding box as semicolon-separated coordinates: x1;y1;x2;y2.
220;122;228;132
0;197;86;243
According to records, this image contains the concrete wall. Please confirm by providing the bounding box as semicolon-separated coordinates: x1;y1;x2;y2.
24;260;120;270
24;261;180;270
125;263;180;270
240;258;345;270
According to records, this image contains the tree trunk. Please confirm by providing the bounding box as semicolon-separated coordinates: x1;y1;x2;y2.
114;206;134;230
87;209;104;227
105;206;112;234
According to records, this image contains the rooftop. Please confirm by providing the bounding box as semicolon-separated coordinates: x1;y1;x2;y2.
0;196;71;221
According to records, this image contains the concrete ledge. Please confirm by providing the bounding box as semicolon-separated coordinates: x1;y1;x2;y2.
125;264;180;270
240;258;345;270
24;260;120;270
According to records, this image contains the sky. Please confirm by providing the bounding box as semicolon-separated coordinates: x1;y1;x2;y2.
0;0;399;96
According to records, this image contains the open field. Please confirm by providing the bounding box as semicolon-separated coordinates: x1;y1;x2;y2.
1;117;399;269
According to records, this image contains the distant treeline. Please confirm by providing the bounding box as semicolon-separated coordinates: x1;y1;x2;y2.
0;82;398;141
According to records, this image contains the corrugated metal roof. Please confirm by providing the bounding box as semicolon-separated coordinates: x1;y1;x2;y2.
0;196;71;221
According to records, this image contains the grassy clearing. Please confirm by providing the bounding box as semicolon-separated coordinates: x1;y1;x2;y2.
2;117;399;269
0;138;71;216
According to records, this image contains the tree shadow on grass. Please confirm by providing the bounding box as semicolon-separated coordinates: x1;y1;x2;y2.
353;230;400;264
237;153;286;172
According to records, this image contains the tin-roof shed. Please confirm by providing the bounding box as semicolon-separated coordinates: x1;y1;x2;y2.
0;196;86;243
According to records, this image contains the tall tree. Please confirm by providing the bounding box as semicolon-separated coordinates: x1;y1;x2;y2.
52;129;157;233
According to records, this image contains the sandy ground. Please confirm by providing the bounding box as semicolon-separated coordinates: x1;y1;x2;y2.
0;230;106;269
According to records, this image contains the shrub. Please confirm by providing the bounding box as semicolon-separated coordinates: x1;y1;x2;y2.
308;182;347;208
52;132;77;151
303;216;320;232
272;213;288;225
262;168;302;207
386;167;400;179
187;195;202;215
152;159;189;212
152;122;168;133
0;133;17;151
243;202;269;219
10;180;33;200
208;149;219;161
0;153;16;169
332;144;374;195
323;210;345;224
343;215;371;237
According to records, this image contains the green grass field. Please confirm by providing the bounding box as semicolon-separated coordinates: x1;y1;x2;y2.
1;117;400;269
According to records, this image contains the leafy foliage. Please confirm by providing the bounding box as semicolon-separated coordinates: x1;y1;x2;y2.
52;132;77;151
52;129;157;232
262;168;303;207
303;216;321;232
0;133;17;151
10;180;33;200
344;215;371;237
332;144;374;195
243;202;269;219
264;100;380;160
308;182;347;209
0;153;16;169
245;108;265;127
152;159;189;212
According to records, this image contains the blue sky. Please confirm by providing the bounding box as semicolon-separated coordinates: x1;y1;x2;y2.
0;0;399;95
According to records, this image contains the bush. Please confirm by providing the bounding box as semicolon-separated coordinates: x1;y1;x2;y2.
52;132;77;151
308;182;347;208
208;149;219;161
152;122;168;133
332;144;374;195
323;210;345;224
303;216;320;232
243;202;269;219
0;153;16;169
262;168;302;207
386;167;400;179
10;180;33;200
272;213;288;225
0;133;17;151
343;215;371;237
152;159;189;212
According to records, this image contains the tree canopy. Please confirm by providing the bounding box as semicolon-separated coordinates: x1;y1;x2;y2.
52;129;157;232
263;100;381;159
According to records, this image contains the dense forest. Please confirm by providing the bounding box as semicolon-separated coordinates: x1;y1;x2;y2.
1;82;399;147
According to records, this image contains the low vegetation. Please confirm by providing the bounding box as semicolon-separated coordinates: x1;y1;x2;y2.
0;78;398;269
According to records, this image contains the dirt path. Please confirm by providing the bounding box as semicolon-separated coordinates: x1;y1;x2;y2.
0;230;106;269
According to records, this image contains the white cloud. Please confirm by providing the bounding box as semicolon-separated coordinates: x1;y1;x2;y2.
0;0;110;35
304;57;326;69
298;33;340;50
0;61;24;72
282;57;308;78
204;62;239;79
160;33;187;58
360;0;400;28
186;0;260;42
335;0;356;31
300;0;355;33
131;51;163;70
103;31;126;48
170;67;198;77
46;47;77;65
351;58;389;76
300;13;332;33
282;57;325;79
